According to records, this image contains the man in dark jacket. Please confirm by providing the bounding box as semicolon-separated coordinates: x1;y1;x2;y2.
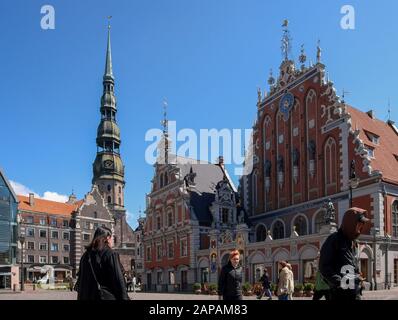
319;207;370;300
257;270;272;300
218;250;243;300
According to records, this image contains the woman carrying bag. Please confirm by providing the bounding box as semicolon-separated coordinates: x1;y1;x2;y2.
76;226;129;300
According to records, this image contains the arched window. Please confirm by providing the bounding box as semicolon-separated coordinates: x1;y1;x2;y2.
272;221;285;240
107;196;111;204
119;186;121;194
393;201;398;237
107;184;111;192
167;211;174;227
118;197;121;205
324;137;337;193
293;215;307;236
93;212;97;219
256;224;267;242
160;174;164;188
314;210;325;233
164;173;168;185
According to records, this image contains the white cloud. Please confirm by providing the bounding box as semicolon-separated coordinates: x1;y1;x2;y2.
126;210;138;229
9;180;68;203
42;191;68;203
9;180;40;197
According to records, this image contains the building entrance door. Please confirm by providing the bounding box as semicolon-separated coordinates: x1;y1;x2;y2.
147;273;152;291
360;259;369;282
181;270;188;291
0;274;11;289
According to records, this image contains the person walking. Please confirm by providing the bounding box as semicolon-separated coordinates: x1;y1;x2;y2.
67;275;74;292
218;249;243;301
276;261;290;300
257;270;272;300
76;226;129;300
286;263;294;300
319;207;370;301
132;275;137;293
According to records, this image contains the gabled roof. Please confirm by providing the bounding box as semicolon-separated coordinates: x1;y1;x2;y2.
347;105;398;183
0;168;18;203
18;195;81;216
167;155;237;225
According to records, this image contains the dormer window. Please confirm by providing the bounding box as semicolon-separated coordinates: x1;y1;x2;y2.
365;131;380;145
365;145;375;158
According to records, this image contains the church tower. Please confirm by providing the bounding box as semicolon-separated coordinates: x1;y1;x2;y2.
92;23;127;246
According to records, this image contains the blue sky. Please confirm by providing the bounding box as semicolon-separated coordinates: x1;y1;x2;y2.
1;0;397;228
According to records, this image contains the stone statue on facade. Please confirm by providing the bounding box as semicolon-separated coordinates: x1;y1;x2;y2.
324;198;336;224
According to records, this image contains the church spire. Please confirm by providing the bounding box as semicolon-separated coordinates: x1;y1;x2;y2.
104;16;114;81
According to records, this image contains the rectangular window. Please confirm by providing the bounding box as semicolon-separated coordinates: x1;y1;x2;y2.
168;271;175;285
365;145;375;158
50;218;57;227
85;222;90;230
26;216;34;224
39;256;47;263
157;216;161;230
51;256;59;264
27;255;35;263
94;223;99;229
27;228;35;237
157;271;163;284
168;212;173;227
63;220;69;228
83;234;90;241
39;243;47;251
63;244;69;252
39;230;47;238
39;218;46;225
27;242;35;250
63;257;69;264
51;231;58;239
51;243;58;252
168;242;174;259
180;239;187;257
63;232;69;240
146;247;151;261
157;244;162;260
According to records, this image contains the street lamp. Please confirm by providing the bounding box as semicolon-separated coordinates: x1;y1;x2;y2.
384;234;392;290
349;160;360;207
372;227;379;291
19;235;25;291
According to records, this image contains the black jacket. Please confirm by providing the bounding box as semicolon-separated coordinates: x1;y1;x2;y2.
77;247;129;300
218;261;243;298
319;229;360;299
260;274;271;289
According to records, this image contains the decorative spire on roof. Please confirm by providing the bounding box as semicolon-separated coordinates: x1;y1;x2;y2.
316;39;322;64
161;98;169;164
299;44;307;70
268;68;275;87
281;19;292;61
104;16;114;81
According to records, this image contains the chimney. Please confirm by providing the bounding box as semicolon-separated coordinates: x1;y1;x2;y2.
218;156;224;168
366;110;375;119
29;193;35;206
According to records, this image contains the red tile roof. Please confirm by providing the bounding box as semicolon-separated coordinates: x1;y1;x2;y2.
347;106;398;183
17;195;81;216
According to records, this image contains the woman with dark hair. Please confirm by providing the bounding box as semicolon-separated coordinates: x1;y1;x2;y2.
76;226;129;300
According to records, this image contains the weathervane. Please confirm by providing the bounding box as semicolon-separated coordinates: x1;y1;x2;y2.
281;19;292;61
342;89;351;104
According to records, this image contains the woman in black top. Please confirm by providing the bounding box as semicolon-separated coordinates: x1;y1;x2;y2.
218;249;243;300
76;226;129;300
